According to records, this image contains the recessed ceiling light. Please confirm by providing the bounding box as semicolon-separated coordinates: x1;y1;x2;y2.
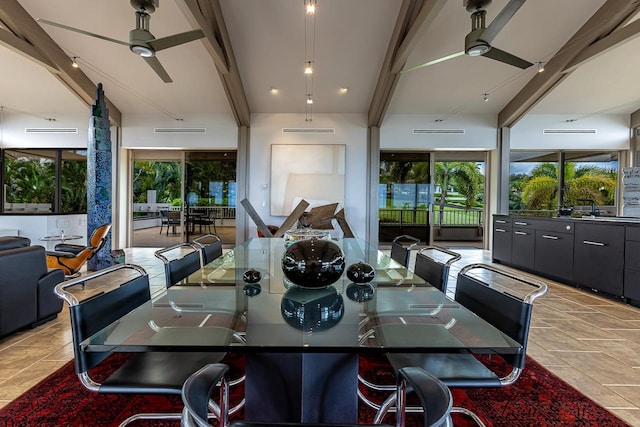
270;87;279;95
339;87;348;94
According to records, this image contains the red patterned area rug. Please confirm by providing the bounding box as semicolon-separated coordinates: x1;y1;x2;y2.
0;353;631;426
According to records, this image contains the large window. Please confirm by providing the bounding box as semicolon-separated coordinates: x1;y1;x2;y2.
509;151;618;216
2;148;87;214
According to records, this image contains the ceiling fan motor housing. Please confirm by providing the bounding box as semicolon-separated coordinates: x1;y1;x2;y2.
463;0;492;12
130;0;158;13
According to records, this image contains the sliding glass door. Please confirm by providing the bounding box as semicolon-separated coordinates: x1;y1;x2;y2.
130;150;237;248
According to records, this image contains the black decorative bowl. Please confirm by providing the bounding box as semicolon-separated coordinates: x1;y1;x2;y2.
280;286;344;332
345;283;375;303
243;268;262;283
243;283;261;297
346;262;376;283
281;238;345;288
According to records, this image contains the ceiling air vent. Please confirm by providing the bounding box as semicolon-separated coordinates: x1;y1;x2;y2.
282;128;335;134
412;129;465;135
543;129;597;134
154;128;206;134
25;128;78;134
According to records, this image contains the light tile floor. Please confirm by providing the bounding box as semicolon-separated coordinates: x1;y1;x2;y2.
1;246;640;426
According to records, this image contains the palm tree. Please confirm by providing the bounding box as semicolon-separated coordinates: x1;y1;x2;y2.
434;162;483;225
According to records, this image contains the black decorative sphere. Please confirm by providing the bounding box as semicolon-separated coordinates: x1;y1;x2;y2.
243;283;261;297
281;238;345;288
346;262;376;283
345;283;375;303
243;268;262;283
280;286;344;332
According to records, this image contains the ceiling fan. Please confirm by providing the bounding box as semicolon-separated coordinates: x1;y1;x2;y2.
403;0;533;73
38;0;205;83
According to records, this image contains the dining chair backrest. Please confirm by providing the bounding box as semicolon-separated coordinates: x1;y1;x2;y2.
193;234;223;267
155;242;202;288
413;246;461;293
63;265;150;374
455;264;547;370
390;234;420;268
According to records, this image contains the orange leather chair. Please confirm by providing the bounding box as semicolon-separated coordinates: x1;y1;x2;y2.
46;223;112;277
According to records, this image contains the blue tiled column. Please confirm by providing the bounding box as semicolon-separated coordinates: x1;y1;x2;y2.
87;83;112;271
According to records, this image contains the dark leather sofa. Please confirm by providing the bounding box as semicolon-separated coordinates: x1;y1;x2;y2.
0;236;65;337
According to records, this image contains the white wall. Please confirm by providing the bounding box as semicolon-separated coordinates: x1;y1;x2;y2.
122;113;238;149
0;112;92;149
0;214;87;250
511;114;631;150
247;113;368;239
381;114;498;150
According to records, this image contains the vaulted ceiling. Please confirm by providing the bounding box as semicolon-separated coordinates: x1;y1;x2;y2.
1;0;640;130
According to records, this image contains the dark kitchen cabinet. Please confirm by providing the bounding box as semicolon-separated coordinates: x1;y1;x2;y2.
573;222;624;296
624;226;640;302
492;216;512;264
534;229;574;282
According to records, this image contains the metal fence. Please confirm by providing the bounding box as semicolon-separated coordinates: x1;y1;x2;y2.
379;208;483;226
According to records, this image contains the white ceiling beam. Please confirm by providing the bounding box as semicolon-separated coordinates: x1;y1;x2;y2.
390;0;447;75
630;108;640;129
0;27;59;73
498;0;640;129
563;17;640;74
369;0;445;127
177;0;229;74
0;0;122;127
178;0;250;127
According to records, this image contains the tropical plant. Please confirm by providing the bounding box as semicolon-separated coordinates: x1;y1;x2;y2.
434;162;484;225
519;163;616;210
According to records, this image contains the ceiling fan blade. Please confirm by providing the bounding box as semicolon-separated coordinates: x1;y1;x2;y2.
483;47;533;69
37;19;129;47
401;51;465;73
481;0;526;44
147;29;205;52
143;56;173;83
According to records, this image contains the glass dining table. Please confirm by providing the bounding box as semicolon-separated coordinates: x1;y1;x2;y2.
82;237;521;423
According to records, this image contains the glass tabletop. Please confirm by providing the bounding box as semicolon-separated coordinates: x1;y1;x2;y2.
82;238;521;355
40;234;83;242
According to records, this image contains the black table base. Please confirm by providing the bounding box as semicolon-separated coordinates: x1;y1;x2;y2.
245;352;358;423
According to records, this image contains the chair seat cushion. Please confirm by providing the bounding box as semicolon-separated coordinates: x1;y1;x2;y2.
387;353;502;387
46;250;76;258
53;243;84;255
100;352;225;394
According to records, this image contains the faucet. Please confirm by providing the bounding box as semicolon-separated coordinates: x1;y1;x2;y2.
578;199;598;217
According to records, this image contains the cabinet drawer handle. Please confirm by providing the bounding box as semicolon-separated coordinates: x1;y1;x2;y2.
495;228;507;232
514;221;528;226
495;220;507;224
514;231;528;235
542;235;559;240
583;240;605;247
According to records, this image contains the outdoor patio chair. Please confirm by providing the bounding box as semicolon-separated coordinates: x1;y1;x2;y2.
181;363;452;427
54;264;226;426
413;245;461;293
390;234;420;268
364;263;547;426
155;242;202;288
